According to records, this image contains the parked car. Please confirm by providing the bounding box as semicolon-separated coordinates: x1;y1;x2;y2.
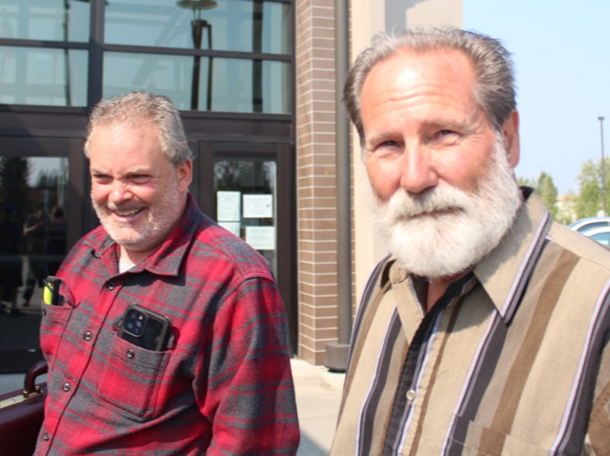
569;216;610;234
582;226;610;246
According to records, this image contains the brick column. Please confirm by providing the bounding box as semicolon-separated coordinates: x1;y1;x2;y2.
295;0;339;365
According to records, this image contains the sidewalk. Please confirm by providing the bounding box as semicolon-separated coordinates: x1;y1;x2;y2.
292;359;344;455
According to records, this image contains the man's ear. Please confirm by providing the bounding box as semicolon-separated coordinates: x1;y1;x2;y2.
502;110;520;168
176;159;193;193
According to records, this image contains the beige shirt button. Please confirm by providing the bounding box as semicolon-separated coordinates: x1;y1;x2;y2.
406;389;416;401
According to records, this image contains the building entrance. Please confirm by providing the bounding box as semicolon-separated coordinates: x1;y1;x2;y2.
193;140;297;352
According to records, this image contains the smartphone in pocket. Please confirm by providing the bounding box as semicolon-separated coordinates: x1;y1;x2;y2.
118;304;171;351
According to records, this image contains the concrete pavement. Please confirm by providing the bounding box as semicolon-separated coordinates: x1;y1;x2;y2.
292;359;344;455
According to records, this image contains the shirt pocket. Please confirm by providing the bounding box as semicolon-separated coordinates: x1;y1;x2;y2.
39;302;74;364
95;335;171;422
447;414;552;456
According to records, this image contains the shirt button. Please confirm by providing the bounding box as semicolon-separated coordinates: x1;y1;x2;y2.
127;349;135;359
43;432;50;441
107;282;115;290
84;331;92;341
406;389;416;402
62;382;71;392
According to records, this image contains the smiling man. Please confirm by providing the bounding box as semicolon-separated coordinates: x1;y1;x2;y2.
35;92;299;455
330;29;610;455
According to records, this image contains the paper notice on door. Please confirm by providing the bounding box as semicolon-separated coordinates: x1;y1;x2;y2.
218;222;240;237
245;226;275;250
217;191;241;221
243;194;273;218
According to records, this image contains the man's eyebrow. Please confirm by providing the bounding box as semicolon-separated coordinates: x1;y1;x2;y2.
123;167;152;175
365;132;397;146
90;167;152;176
90;167;108;175
423;116;471;130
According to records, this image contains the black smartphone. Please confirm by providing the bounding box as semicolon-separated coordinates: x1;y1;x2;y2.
118;304;171;351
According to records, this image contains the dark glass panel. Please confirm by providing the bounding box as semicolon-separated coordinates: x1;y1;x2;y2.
0;46;88;107
103;52;290;113
0;156;69;310
0;0;90;43
105;0;291;55
0;156;68;375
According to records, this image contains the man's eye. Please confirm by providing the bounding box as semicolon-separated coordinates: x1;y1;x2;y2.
93;175;111;184
438;130;456;137
435;130;460;144
373;140;400;151
131;175;150;184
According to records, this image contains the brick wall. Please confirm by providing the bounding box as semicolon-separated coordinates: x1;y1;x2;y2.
295;0;339;365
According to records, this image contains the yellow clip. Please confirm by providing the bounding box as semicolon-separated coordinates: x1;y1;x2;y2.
43;281;54;306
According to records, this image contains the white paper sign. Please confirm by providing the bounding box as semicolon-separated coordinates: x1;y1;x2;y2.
217;191;241;221
218;221;240;237
245;226;275;250
243;194;273;218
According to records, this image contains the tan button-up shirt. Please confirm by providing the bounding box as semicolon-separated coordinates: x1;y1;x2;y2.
331;191;610;455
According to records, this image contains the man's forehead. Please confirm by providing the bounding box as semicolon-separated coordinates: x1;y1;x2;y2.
361;48;479;111
87;121;169;168
372;47;475;82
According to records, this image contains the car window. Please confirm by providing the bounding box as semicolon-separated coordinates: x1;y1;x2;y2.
578;221;610;233
590;232;610;246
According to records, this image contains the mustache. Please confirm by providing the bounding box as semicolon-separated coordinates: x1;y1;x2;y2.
382;185;472;220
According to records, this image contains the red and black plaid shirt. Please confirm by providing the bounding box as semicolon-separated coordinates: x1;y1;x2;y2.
35;195;299;455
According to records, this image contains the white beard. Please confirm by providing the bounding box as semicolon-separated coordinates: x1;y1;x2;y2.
367;138;522;279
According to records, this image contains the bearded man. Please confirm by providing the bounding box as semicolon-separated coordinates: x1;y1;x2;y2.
35;92;299;455
330;29;610;455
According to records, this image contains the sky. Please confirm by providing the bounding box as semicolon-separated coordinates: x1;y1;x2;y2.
463;0;610;195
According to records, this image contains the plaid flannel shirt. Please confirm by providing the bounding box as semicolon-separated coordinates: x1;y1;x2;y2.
35;195;300;455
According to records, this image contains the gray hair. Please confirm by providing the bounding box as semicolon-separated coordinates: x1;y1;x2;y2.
84;91;193;165
344;28;516;146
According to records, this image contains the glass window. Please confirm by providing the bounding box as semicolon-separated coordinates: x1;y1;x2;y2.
103;52;290;113
0;156;68;375
214;159;277;276
0;0;90;43
591;231;610;246
0;156;69;310
577;221;610;233
105;0;291;55
0;46;88;106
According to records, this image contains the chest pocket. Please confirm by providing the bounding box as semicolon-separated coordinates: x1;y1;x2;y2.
447;415;555;456
95;335;171;422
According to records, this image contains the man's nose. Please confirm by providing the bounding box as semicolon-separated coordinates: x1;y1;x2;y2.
109;181;130;203
399;147;438;194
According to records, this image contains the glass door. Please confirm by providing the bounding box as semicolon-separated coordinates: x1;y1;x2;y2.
0;136;87;376
194;141;296;352
214;159;278;277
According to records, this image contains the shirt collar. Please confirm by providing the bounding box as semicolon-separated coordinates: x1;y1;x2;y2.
473;188;552;323
379;187;552;324
84;193;204;277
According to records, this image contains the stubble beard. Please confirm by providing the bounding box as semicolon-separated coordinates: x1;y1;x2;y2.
367;138;523;279
92;172;184;253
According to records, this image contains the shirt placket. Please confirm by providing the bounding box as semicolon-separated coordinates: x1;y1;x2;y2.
383;274;476;456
